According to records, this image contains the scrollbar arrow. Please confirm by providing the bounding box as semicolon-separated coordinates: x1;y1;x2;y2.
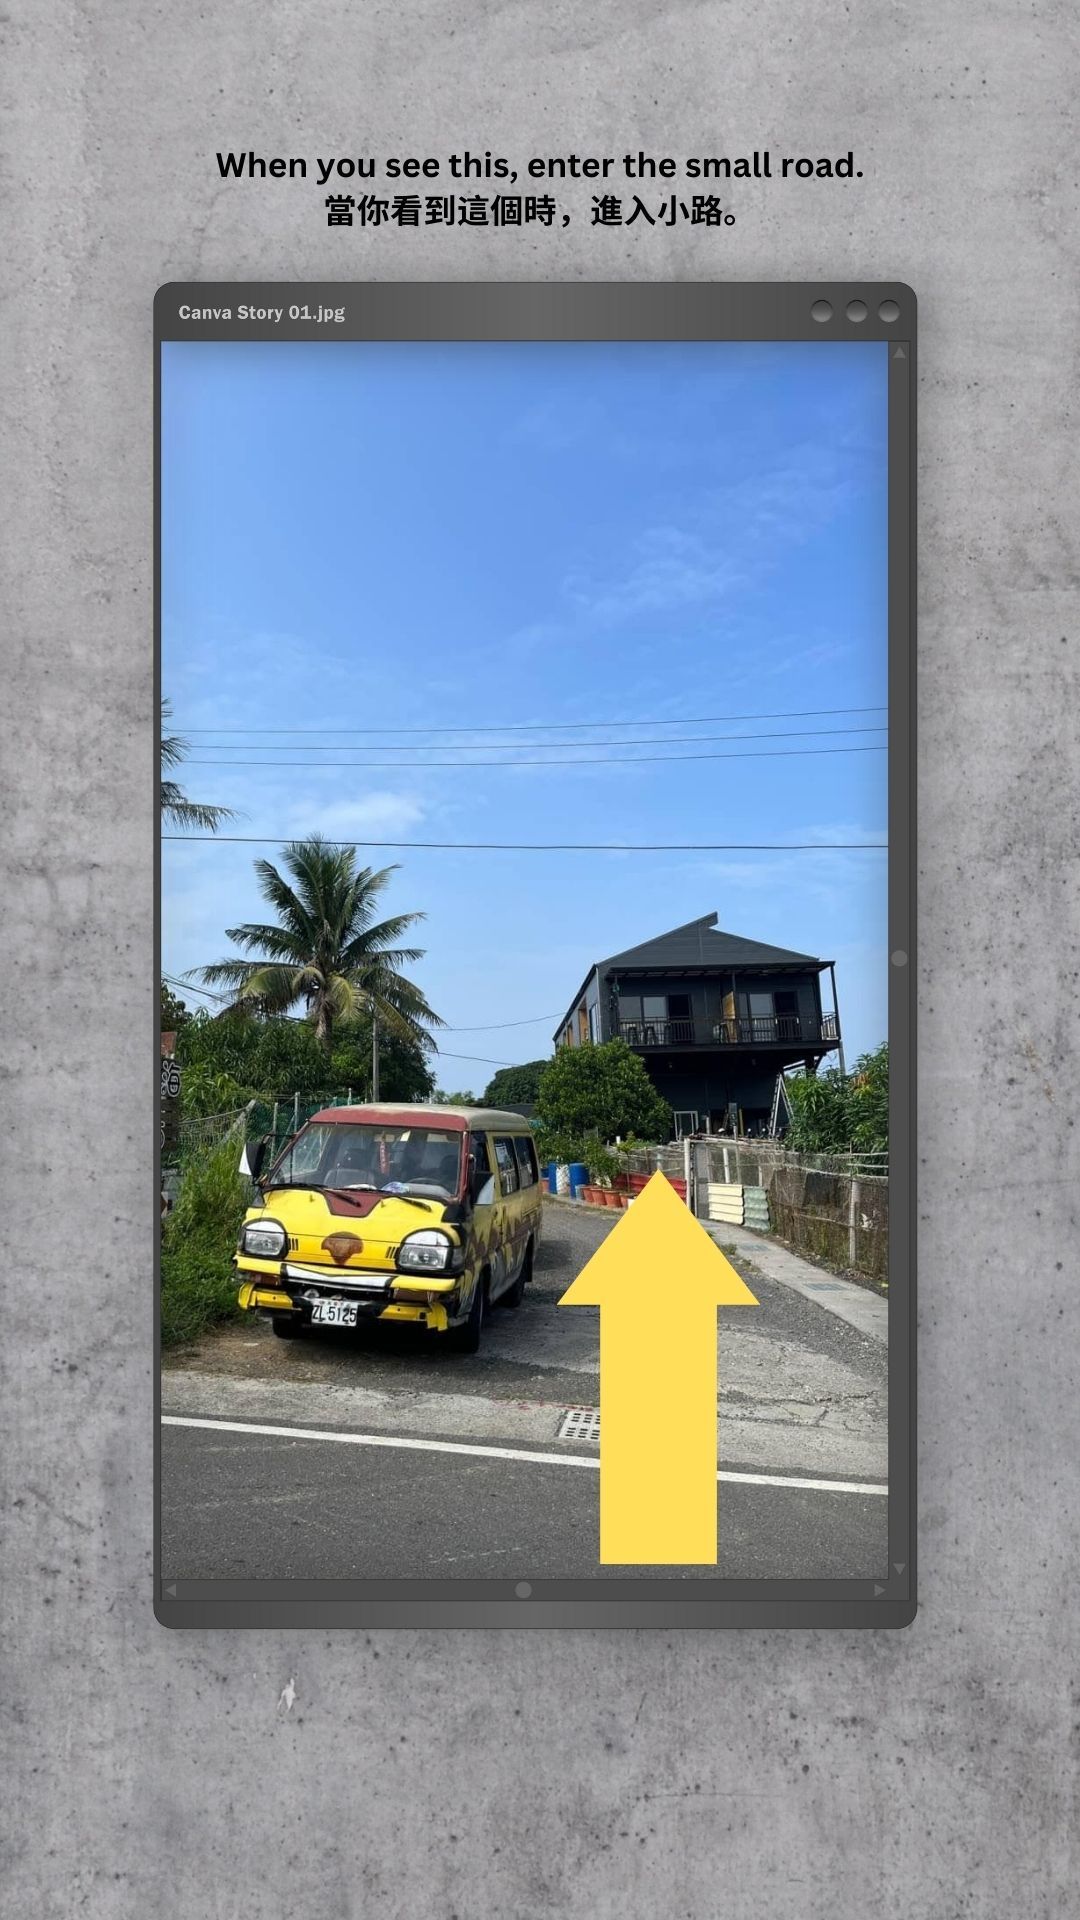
893;346;906;359
164;1583;177;1598
894;1562;906;1576
874;1584;886;1596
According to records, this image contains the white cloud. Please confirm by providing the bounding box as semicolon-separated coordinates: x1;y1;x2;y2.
288;791;427;838
564;525;747;628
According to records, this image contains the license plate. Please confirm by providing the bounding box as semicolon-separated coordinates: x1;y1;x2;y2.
310;1300;359;1328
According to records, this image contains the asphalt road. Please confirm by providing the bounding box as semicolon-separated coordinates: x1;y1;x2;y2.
161;1201;889;1582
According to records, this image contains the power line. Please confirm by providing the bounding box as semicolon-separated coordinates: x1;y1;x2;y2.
163;973;227;1003
187;744;887;771
443;1013;559;1031
164;971;558;1035
188;724;886;755
162;834;887;852
435;1050;514;1068
177;703;887;737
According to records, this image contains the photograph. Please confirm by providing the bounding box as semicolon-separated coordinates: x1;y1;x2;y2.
159;336;890;1582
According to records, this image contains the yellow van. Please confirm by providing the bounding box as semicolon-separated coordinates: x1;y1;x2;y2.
235;1103;544;1353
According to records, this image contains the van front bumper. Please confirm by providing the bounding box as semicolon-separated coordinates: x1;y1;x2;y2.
235;1260;458;1332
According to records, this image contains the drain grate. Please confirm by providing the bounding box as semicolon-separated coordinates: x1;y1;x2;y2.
558;1407;601;1444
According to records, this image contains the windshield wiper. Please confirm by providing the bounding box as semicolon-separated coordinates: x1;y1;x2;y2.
378;1190;435;1211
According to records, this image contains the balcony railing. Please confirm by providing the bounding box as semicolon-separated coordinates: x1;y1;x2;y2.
618;1017;696;1047
715;1014;811;1045
617;1012;840;1049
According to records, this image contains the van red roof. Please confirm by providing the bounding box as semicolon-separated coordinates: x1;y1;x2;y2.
310;1105;470;1131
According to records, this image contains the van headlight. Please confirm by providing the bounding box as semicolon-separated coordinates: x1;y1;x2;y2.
396;1229;461;1273
240;1218;287;1258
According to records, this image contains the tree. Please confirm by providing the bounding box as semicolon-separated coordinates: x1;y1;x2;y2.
175;1008;437;1116
536;1039;672;1145
329;1013;437;1104
785;1042;888;1153
432;1088;477;1106
160;699;234;832
194;837;443;1056
783;1070;850;1152
481;1060;549;1107
847;1042;889;1151
161;978;193;1033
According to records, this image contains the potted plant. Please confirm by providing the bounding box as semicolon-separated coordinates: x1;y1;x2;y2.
612;1134;647;1192
582;1138;622;1204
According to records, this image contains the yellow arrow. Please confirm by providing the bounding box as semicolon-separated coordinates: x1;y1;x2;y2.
559;1171;757;1565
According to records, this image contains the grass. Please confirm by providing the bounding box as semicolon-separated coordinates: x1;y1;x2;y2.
161;1135;251;1347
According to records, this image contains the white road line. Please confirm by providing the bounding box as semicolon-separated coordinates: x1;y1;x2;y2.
161;1414;888;1497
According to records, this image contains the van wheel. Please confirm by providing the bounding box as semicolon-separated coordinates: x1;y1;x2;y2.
272;1315;303;1339
449;1273;487;1353
502;1240;533;1310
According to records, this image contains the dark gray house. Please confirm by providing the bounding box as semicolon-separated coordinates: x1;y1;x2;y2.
552;913;843;1137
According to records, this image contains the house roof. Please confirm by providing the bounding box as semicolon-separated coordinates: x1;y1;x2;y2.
553;914;829;1038
600;913;826;973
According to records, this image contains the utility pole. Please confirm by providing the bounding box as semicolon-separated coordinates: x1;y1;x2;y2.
371;1016;380;1102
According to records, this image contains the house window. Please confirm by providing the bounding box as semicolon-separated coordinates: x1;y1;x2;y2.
744;989;802;1038
619;993;668;1022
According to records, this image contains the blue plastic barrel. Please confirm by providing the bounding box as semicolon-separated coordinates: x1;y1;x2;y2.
568;1162;589;1198
544;1162;558;1195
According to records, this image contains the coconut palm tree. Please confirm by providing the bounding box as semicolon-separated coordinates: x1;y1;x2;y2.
161;699;234;832
193;837;443;1062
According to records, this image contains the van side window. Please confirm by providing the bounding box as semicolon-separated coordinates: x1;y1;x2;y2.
513;1134;538;1188
493;1137;519;1195
468;1133;490;1196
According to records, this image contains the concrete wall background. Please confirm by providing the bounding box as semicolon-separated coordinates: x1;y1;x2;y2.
4;3;1078;1914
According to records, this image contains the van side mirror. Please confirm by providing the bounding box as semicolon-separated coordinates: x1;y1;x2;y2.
241;1137;267;1182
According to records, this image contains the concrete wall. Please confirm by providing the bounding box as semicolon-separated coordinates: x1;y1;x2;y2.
5;5;1079;1917
768;1165;889;1282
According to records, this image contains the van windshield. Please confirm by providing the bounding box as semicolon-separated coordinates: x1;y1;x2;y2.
269;1122;465;1202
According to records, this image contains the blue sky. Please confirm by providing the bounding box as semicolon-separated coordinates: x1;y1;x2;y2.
162;339;889;1090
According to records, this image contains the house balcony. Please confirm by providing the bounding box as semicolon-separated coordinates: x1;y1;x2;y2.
617;1012;840;1050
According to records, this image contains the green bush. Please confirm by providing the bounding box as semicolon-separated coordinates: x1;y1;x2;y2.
531;1124;583;1167
175;1008;435;1116
785;1042;888;1154
848;1042;889;1151
161;1135;251;1346
530;1128;640;1186
536;1039;672;1145
581;1137;621;1186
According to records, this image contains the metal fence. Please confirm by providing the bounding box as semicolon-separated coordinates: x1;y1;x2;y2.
611;1138;887;1282
692;1139;888;1282
699;1140;887;1185
175;1106;250;1155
